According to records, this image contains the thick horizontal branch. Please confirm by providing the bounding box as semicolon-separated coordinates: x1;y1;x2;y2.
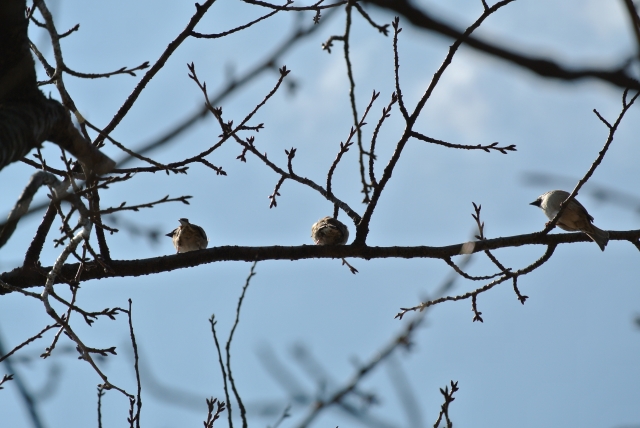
2;229;639;291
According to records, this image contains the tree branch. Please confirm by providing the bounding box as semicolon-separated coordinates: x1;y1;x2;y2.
365;0;640;90
3;228;639;290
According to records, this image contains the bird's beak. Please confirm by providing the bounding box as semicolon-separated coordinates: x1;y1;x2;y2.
529;200;541;207
166;232;174;237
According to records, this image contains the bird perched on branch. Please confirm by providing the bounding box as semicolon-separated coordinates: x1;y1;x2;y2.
530;190;609;251
311;216;349;245
166;218;208;253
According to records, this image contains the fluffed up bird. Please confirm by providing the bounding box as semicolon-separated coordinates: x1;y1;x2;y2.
166;218;208;253
311;216;349;245
530;190;609;251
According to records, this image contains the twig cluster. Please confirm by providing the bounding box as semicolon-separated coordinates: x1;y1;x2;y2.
432;381;459;428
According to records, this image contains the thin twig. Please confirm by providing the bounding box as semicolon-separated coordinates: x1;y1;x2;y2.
225;261;258;428
432;381;459;428
0;323;59;364
203;397;227;428
368;92;397;187
126;299;142;428
97;386;105;428
191;3;290;38
98;195;192;215
410;131;516;153
210;316;232;428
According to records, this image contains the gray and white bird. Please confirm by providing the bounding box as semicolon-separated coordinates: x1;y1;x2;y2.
166;218;208;253
530;190;609;251
311;216;349;245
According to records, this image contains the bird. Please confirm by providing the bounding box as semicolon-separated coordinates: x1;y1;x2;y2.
530;190;609;251
166;218;208;253
311;216;349;245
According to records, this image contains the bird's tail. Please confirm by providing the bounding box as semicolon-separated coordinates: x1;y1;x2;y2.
586;225;609;251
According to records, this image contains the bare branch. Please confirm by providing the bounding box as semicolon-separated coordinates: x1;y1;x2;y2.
355;2;515;245
98;195;192;215
117;11;337;168
368;92;397;187
94;0;218;146
63;62;150;79
365;0;640;90
225;262;257;428
125;300;142;428
392;17;409;121
432;381;459;428
269;176;287;208
411;131;516;154
6;230;640;290
0;171;61;249
191;3;290;38
396;243;557;320
353;2;389;35
542;90;639;234
623;0;640;58
0;323;59;364
0;374;14;390
241;0;347;11
203;397;227;428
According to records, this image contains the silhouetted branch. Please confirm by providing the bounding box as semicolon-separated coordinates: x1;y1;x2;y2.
353;2;389;35
542;89;639;234
443;256;506;281
63;62;150;79
4;228;640;290
432;381;458;428
241;0;347;11
365;0;640;90
191;2;290;38
94;0;218;146
410;131;516;154
226;261;257;428
392;18;409;121
368;92;397;187
0;323;59;364
189;62;364;221
203;397;227;428
117;10;336;167
23;203;57;267
396;243;557;321
97;386;106;428
210;315;232;428
0;171;60;249
98;195;192;216
623;0;640;58
355;1;515;245
0;373;14;389
126;299;142;428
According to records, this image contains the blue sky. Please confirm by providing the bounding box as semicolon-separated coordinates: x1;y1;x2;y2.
1;0;639;427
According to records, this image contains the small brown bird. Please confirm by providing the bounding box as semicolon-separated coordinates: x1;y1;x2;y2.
311;216;349;245
166;218;208;253
530;190;609;251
